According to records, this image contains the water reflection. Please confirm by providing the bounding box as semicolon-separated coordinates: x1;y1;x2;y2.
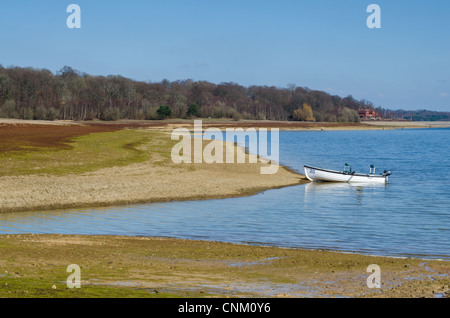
304;182;386;205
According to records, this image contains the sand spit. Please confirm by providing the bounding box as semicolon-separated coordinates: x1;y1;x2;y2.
0;137;306;213
0;163;305;214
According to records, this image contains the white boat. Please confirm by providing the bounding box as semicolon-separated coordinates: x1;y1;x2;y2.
304;164;391;184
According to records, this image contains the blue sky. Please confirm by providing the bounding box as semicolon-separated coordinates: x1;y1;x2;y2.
0;0;449;111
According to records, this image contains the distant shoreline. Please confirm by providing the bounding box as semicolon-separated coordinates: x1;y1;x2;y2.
2;118;450;131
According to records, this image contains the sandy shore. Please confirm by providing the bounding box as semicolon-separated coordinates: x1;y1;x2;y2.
127;119;450;131
0;159;305;214
364;120;450;129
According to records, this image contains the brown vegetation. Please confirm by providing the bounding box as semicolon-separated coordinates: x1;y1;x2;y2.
0;121;175;153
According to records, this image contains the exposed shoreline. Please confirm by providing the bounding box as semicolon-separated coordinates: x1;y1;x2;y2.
0;121;308;214
1;119;448;298
0;175;306;214
0;234;448;298
1;117;447;214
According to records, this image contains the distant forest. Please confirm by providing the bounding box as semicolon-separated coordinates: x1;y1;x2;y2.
0;65;448;122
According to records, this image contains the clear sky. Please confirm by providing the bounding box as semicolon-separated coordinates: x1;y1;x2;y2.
0;0;449;111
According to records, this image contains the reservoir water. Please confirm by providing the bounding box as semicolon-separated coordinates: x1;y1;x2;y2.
1;128;449;260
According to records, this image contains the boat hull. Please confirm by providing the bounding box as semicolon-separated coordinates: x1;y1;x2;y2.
304;165;388;184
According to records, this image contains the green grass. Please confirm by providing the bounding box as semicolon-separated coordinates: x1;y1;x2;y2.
0;129;177;177
0;276;186;298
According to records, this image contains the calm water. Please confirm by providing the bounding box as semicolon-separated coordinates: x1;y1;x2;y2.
1;128;449;260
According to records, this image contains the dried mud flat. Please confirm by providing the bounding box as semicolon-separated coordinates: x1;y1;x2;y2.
0;234;448;298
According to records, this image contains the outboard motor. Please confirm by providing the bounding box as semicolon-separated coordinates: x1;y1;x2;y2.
383;170;392;177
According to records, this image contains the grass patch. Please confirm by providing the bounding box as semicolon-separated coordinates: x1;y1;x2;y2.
0;276;184;298
0;129;178;177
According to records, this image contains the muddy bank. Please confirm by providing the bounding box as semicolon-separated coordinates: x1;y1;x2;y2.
0;163;305;214
0;234;448;298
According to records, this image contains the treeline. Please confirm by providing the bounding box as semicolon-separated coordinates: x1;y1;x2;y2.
1;65;376;122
